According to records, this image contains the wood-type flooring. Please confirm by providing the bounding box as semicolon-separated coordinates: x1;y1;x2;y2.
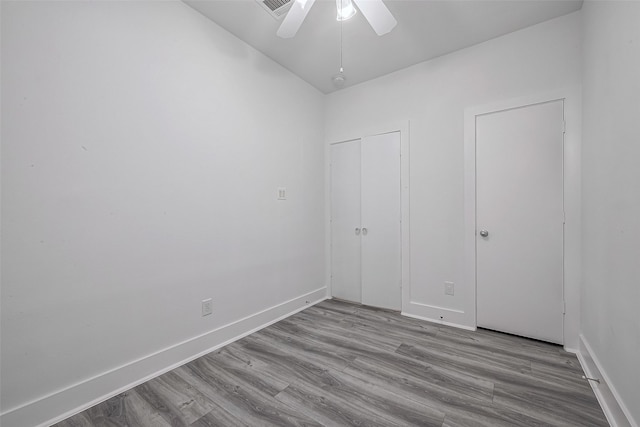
54;299;608;426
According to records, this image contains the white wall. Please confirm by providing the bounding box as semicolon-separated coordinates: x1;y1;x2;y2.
325;12;582;346
581;2;640;425
0;1;325;425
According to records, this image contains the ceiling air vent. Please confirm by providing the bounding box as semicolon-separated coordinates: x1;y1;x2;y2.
256;0;293;20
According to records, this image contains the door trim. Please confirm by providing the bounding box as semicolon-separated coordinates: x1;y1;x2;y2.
464;91;571;342
326;121;410;312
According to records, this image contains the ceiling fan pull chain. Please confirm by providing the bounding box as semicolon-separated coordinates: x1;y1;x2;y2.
332;0;347;87
340;0;344;71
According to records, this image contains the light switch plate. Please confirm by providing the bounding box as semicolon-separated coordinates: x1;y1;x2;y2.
277;187;286;200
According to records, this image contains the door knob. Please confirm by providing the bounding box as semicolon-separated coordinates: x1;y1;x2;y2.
479;229;489;237
362;227;368;236
355;228;361;235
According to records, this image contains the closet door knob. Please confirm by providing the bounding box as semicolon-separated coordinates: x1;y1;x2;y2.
355;228;361;235
362;227;368;235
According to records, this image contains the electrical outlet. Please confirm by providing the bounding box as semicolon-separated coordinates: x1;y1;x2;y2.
202;298;213;317
444;281;454;296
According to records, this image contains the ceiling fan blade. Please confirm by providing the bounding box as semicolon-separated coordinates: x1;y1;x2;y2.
277;0;317;38
352;0;397;36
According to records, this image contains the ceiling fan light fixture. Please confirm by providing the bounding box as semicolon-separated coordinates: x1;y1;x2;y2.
332;72;346;87
336;0;357;21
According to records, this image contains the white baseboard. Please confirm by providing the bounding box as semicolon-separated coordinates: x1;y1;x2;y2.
576;334;636;427
0;288;328;427
402;301;476;331
564;346;579;355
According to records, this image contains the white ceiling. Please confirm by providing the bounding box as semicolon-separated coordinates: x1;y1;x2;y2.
184;0;583;94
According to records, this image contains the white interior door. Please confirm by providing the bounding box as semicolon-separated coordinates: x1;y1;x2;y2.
330;140;361;303
476;100;564;344
361;132;401;310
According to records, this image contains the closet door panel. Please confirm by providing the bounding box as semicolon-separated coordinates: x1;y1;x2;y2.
330;140;362;303
361;132;401;310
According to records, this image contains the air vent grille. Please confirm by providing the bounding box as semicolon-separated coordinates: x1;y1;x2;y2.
256;0;293;20
264;0;289;12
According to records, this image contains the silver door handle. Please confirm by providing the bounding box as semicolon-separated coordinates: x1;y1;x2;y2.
479;229;489;237
362;227;368;236
355;228;361;235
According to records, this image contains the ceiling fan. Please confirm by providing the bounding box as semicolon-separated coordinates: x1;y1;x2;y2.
277;0;397;38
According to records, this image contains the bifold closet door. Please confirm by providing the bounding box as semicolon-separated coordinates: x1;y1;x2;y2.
330;140;361;303
361;132;401;310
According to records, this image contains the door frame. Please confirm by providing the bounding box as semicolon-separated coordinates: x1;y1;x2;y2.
464;90;578;346
326;121;410;312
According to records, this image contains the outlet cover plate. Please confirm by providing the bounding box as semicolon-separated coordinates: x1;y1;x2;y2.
444;282;454;296
202;298;213;316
